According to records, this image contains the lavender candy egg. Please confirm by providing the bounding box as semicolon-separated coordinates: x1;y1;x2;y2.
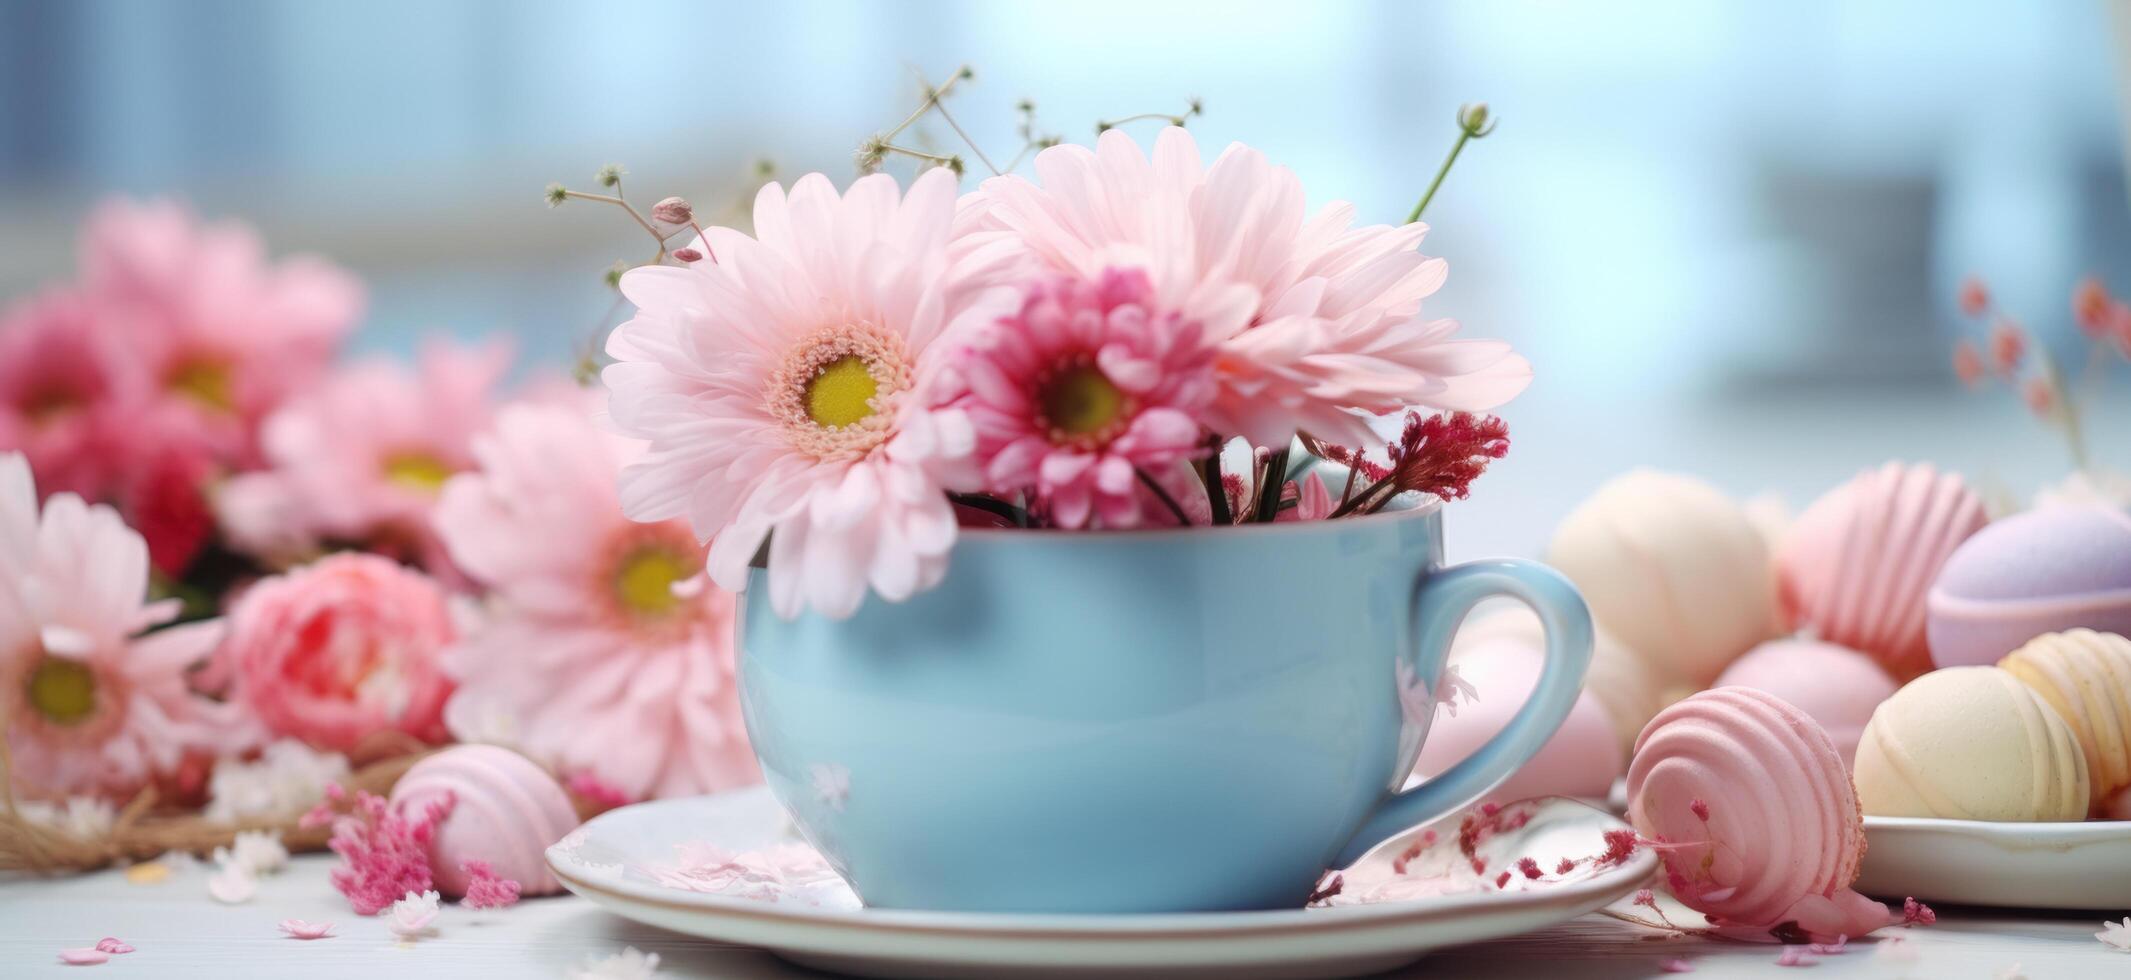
391;745;580;897
1926;506;2131;669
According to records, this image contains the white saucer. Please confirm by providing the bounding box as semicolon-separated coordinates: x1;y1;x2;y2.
1858;816;2131;909
548;787;1656;979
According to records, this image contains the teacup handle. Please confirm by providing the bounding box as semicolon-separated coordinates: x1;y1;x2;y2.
1333;558;1594;867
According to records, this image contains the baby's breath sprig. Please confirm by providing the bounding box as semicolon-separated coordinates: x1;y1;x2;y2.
1094;97;1204;135
1407;102;1497;224
857;65;981;177
545;163;708;273
1002;99;1063;173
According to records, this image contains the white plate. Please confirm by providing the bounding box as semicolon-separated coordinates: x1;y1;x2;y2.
548;787;1657;979
1858;816;2131;909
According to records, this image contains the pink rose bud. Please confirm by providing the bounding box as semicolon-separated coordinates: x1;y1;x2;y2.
673;247;704;263
652;197;694;225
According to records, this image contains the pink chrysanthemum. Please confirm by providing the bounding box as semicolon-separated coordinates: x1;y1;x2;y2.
964;127;1531;447
214;553;457;753
79;198;362;467
603;168;1016;619
216;340;509;574
0;453;256;800
942;267;1238;528
0;289;138;501
436;398;759;799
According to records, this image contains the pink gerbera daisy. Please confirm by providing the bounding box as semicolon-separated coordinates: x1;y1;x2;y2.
215;339;511;575
603;168;1015;619
942;267;1245;527
436;397;759;799
0;453;257;800
964;127;1530;447
79;198;363;467
0;288;138;501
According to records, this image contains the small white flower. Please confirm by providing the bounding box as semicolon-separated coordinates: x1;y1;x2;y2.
810;764;850;812
568;946;662;979
17;797;116;840
386;890;441;940
204;740;351;825
1995;964;2028;980
206;863;257;904
2099;917;2131;952
212;830;288;876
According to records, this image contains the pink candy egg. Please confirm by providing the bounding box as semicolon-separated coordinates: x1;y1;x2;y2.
1926;506;2131;669
1415;639;1624;803
391;745;579;897
1627;688;1887;939
1713;639;1896;768
1778;462;1989;679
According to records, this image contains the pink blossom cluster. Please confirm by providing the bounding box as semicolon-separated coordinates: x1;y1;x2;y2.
301;784;454;915
604;126;1528;619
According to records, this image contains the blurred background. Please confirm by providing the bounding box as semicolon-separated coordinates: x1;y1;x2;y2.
2;0;2126;557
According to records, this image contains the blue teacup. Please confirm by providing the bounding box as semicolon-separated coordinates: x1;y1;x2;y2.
737;500;1593;913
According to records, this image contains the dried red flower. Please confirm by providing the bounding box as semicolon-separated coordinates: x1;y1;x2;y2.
1517;857;1543;880
1690;798;1710;822
1556;858;1577;875
311;786;455;915
1952;340;1984;387
460;859;522;910
2074;277;2112;338
1958;276;1990;317
1901;896;1936;926
1989;319;2027;375
1494;870;1512;889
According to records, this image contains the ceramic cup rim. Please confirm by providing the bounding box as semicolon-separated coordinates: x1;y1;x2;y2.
956;491;1441;542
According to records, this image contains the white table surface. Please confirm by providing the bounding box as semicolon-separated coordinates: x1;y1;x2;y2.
0;855;2123;978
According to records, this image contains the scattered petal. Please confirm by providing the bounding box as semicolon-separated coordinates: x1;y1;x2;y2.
123;862;171;885
1659;959;1694;974
567;946;663;979
279;919;336;940
57;947;110;966
1874;935;1920;965
1995;964;2028;980
2099;917;2131;952
93;938;133;954
206;863;257;904
1774;946;1816;967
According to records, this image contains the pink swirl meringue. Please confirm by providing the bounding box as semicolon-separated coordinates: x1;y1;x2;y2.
1777;461;1989;680
1628;687;1889;940
390;745;579;897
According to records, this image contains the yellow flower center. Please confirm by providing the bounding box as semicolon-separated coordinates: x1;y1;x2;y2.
1035;358;1135;448
25;656;96;726
167;357;236;413
804;355;879;429
613;547;693;618
382;452;455;492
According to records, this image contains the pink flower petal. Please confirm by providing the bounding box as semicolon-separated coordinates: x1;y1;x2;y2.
93;938;133;954
279;919;336;940
58;948;110;965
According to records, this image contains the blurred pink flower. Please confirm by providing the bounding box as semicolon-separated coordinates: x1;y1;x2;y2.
2113;304;2131;359
436;399;759;799
941;268;1229;528
1951;340;1984;387
603;168;1017;620
964;127;1529;447
0;453;257;801
1957;275;1990;317
215;553;457;752
79;199;362;468
216;339;510;574
2073;277;2112;339
0;289;138;501
2023;377;2057;418
1274;470;1335;522
1988;319;2026;376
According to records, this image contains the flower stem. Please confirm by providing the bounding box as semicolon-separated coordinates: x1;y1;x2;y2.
949;493;1031;527
1254;448;1290;522
1406;105;1495;224
1135;468;1191;525
1201;452;1232;526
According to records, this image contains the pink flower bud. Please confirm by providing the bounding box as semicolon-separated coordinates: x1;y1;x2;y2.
673;247;704;263
1957;276;1990;317
652;197;694;225
2073;277;2111;338
2023;377;2056;417
1951;340;1984;387
1989;319;2026;375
